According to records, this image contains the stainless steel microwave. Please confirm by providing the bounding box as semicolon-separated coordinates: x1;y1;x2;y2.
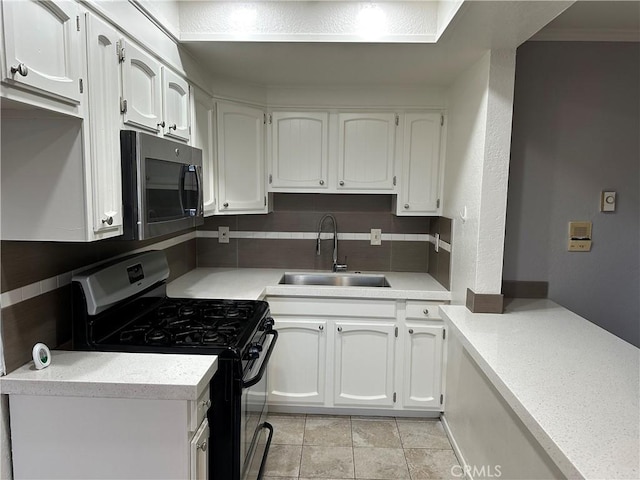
120;130;204;240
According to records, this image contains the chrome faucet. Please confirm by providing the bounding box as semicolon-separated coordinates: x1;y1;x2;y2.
316;214;347;272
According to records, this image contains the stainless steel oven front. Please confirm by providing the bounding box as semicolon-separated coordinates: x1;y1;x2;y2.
241;333;275;480
120;130;204;240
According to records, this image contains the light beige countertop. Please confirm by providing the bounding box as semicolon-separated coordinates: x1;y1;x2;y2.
440;299;640;480
167;268;450;301
0;351;218;401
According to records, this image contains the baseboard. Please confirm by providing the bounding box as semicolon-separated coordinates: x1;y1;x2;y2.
441;413;473;480
267;404;441;418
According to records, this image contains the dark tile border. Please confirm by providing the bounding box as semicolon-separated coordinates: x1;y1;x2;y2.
502;280;548;299
466;288;504;314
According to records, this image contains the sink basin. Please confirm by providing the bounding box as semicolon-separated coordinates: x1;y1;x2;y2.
279;272;391;288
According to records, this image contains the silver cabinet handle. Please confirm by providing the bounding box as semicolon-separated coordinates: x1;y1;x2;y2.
157;121;165;128
196;440;207;451
409;329;414;334
10;63;28;76
319;180;324;185
423;309;429;315
337;326;342;332
404;204;410;209
319;325;324;331
169;123;177;130
200;399;211;409
339;181;345;186
101;216;113;226
223;202;229;208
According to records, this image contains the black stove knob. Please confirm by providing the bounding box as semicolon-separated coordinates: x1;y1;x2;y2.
260;317;275;331
246;343;263;360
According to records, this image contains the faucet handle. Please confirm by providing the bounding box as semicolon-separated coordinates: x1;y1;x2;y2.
334;256;348;272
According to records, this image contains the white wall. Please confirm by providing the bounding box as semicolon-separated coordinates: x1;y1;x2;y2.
503;42;640;347
443;49;516;303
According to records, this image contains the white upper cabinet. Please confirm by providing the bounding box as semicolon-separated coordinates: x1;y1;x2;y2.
269;111;329;191
1;0;82;104
396;113;443;215
216;102;267;214
402;324;444;409
162;67;190;142
85;13;123;237
337;113;397;191
120;39;162;133
193;88;216;215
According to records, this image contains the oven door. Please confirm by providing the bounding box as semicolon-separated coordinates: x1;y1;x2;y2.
240;330;277;480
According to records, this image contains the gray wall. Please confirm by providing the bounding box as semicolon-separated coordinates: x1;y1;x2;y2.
503;42;639;347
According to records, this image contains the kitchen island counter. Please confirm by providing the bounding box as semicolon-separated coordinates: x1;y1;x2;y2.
440;299;640;480
167;267;450;301
0;350;217;401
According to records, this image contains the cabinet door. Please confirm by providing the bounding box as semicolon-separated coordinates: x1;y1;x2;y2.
268;319;327;405
190;418;209;480
216;102;266;213
163;67;190;142
85;14;123;237
193;88;216;215
2;0;81;103
402;324;444;409
270;112;328;190
337;113;396;191
334;322;396;407
397;113;443;215
121;39;162;132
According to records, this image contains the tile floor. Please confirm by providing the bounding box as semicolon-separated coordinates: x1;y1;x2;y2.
263;414;461;479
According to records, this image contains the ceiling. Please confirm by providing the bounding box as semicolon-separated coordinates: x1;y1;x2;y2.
182;1;638;88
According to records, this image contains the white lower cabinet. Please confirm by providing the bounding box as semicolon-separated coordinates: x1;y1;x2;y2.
267;297;446;413
402;324;444;409
9;394;210;479
268;319;327;405
334;321;396;407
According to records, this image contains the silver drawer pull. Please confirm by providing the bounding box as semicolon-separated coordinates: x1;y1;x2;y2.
101;216;114;226
157;121;165;128
319;325;324;331
339;180;345;186
223;202;229;208
196;440;207;451
200;399;211;409
319;180;324;185
337;326;342;332
408;329;414;334
423;309;429;315
404;204;410;209
169;123;177;131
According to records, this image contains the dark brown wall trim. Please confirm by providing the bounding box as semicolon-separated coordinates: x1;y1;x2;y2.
466;288;504;314
502;280;548;299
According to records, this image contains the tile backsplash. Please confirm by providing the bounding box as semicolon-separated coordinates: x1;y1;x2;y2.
198;194;433;272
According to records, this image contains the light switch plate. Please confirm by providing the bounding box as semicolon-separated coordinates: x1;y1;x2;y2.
601;191;616;212
370;229;382;246
219;226;230;244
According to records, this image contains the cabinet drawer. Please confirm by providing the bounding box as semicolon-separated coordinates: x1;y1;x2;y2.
189;388;211;432
268;297;396;319
406;301;446;320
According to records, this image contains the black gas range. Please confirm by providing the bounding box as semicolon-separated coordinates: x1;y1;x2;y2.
72;250;277;480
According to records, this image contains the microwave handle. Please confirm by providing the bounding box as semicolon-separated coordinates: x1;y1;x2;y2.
195;165;203;217
180;165;202;217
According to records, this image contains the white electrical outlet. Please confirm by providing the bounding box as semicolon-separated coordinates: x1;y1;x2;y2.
371;228;382;246
219;226;230;244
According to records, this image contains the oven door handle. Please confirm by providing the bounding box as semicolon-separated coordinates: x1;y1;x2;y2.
242;329;278;388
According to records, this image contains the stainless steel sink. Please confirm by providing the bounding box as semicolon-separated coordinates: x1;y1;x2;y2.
279;272;391;288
